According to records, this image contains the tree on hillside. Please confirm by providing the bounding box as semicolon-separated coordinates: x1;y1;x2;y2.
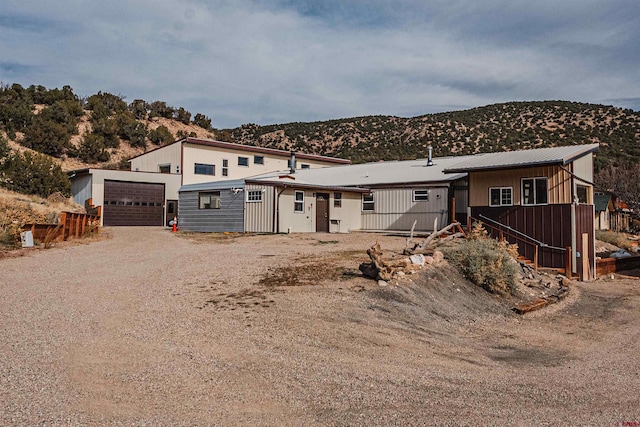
193;113;212;130
174;107;191;125
0;134;9;159
22;115;71;157
149;101;175;119
78;133;111;163
148;125;174;145
0;150;70;196
128;99;149;120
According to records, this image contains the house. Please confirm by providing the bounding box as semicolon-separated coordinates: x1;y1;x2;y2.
69;137;350;226
594;193;615;231
177;151;472;234
443;143;599;280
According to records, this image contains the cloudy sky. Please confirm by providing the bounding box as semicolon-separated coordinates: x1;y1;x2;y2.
1;1;639;128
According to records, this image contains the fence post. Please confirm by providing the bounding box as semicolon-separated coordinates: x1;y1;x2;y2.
534;245;539;271
59;212;67;240
565;246;572;278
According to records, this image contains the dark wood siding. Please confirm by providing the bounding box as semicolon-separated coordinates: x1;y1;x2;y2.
178;188;245;232
471;204;573;269
103;180;164;226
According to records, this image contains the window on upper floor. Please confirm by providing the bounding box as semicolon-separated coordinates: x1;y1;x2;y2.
522;178;548;205
254;155;264;165
576;185;590;204
300;164;310;169
238;157;249;167
489;187;513;207
222;159;229;176
194;163;215;175
159;164;171;173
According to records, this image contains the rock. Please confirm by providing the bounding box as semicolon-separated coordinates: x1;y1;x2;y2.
433;251;444;263
560;276;571;287
424;256;435;265
409;254;426;265
378;280;388;287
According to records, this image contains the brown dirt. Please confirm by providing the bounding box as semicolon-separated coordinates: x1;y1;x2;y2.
1;228;639;425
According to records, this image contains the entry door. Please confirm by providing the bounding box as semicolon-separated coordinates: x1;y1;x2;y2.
315;193;330;232
165;199;178;226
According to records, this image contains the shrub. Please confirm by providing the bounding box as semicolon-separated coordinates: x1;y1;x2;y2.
78;133;111;163
0;151;71;197
595;230;632;250
193;113;212;130
441;224;519;295
21;115;72;157
148;125;174;145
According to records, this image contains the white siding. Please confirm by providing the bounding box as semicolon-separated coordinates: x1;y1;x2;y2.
244;184;275;232
129;142;182;174
181;144;338;185
361;187;450;231
275;188;363;233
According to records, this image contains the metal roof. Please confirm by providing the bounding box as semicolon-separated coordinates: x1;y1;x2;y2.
179;179;246;192
245;155;473;188
131;137;351;164
594;194;612;212
443;143;599;173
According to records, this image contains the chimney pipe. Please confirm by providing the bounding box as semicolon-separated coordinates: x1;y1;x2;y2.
427;145;434;166
289;151;296;174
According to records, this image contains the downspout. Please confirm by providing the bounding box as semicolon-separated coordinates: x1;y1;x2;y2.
275;186;287;233
569;163;577;276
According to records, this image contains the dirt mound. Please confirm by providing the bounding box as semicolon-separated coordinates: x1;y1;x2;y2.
364;264;515;333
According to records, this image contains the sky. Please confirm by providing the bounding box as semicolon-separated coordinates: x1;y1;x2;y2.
1;0;639;129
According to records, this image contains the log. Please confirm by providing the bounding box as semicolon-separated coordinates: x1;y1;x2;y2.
404;222;463;255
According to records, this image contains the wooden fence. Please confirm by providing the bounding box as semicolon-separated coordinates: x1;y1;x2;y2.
22;208;101;243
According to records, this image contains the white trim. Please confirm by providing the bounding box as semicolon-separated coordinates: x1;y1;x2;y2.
489;186;513;207
521;177;548;206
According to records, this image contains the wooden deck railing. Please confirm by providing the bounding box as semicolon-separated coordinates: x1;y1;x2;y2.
469;215;572;276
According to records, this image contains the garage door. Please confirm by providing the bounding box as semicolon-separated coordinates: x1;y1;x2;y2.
103;180;165;226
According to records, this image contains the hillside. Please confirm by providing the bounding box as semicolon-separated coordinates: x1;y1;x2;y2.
231;101;640;169
1;84;639;206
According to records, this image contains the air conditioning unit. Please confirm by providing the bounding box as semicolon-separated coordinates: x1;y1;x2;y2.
213;197;221;209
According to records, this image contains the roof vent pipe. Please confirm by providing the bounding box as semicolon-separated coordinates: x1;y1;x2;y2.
427;145;434;166
289;151;297;174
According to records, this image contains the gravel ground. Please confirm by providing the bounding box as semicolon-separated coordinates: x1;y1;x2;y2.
1;227;639;426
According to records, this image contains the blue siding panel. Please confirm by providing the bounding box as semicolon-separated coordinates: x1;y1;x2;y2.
178;187;245;232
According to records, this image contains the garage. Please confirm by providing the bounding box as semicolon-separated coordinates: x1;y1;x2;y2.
103;180;165;226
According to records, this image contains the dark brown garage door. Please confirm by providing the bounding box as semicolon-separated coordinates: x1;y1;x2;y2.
103;180;165;226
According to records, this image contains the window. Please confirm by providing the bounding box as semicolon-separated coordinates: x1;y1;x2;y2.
576;185;589;204
247;190;263;202
254;155;264;165
194;163;215;175
362;193;375;211
238;157;249;167
334;192;342;208
522;178;548;205
413;189;429;201
300;164;310;169
159;164;171;173
294;191;304;213
199;191;221;209
489;187;513;207
222;159;229;176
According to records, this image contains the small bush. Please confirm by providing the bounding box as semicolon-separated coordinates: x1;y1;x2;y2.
595;230;632;250
441;224;519;295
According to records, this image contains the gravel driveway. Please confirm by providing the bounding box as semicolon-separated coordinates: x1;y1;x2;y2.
1;227;639;426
